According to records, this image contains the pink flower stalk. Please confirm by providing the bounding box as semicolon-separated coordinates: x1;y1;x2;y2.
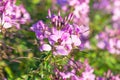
55;59;120;80
0;0;30;32
31;10;88;55
55;59;95;80
96;27;120;54
81;60;95;80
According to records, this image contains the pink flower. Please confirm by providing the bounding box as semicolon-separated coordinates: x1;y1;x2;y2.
71;35;81;46
40;44;52;51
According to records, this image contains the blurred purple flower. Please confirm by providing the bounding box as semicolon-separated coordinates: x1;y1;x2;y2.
0;0;31;32
93;0;120;29
96;28;120;54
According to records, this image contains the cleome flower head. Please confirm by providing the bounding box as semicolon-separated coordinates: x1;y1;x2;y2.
31;10;88;55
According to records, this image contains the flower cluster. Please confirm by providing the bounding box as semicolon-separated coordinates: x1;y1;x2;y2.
56;0;90;26
55;59;95;80
31;10;89;55
0;0;30;32
96;28;120;54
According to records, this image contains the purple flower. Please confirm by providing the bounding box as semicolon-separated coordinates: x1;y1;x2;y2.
31;10;86;55
31;20;50;40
